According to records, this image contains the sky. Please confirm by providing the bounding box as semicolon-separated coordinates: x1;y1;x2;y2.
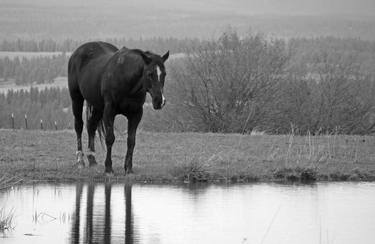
224;0;375;15
1;0;375;16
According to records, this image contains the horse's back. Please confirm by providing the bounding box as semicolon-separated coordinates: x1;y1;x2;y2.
68;41;118;107
69;41;118;73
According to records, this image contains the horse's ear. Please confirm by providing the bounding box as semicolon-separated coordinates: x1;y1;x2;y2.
140;52;152;65
162;51;169;62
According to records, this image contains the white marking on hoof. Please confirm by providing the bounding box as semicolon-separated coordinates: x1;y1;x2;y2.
76;151;84;163
161;94;166;107
86;151;96;157
77;163;85;169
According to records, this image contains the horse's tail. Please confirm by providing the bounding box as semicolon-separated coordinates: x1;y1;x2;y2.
86;103;105;147
97;120;106;147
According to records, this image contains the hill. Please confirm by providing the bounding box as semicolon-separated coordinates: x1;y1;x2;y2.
1;0;375;40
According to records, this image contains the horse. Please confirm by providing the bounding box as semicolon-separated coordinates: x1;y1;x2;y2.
68;41;169;174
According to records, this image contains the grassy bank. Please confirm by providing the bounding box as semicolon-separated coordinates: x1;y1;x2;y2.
0;129;375;184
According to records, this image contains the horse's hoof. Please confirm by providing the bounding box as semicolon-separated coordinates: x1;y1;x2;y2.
105;168;114;177
87;155;98;167
76;151;85;168
77;162;85;169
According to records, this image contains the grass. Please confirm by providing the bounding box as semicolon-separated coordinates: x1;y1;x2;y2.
0;174;22;191
0;129;375;184
0;174;20;233
0;208;14;232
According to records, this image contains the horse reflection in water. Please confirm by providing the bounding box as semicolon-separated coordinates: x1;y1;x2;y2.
70;183;134;244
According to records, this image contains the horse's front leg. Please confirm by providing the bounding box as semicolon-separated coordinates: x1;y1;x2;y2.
103;102;116;174
125;109;143;174
86;106;102;167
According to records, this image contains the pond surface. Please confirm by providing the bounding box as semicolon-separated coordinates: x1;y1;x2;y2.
0;182;374;244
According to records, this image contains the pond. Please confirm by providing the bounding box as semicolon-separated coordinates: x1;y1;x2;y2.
0;182;374;244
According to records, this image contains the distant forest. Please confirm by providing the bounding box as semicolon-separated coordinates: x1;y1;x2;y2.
0;37;203;53
2;34;375;134
0;54;67;85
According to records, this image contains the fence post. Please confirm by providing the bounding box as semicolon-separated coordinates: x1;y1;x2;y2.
40;119;44;130
24;114;28;129
11;113;14;129
54;121;57;130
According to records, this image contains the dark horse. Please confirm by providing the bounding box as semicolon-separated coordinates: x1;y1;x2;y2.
68;41;169;174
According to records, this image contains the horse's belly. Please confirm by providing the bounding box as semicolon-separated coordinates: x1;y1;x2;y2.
78;70;104;109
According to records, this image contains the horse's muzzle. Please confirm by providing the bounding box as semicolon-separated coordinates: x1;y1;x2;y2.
152;95;166;110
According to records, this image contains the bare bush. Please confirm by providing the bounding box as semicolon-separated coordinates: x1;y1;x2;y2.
281;50;375;134
169;31;289;133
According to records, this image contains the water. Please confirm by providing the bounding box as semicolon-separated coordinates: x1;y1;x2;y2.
0;182;374;244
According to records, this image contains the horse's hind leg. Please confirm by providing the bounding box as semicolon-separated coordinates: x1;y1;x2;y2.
86;105;102;166
103;101;116;174
71;92;85;167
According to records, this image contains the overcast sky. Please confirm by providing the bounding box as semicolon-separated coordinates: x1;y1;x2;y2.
1;0;375;16
231;0;375;15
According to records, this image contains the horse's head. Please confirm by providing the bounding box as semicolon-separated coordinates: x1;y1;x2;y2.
140;51;169;110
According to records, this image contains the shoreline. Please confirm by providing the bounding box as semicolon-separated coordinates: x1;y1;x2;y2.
1;130;375;185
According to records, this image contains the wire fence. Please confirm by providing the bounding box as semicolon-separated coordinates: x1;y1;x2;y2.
8;113;72;130
5;113;130;132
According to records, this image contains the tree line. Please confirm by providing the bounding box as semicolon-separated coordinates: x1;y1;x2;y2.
0;37;204;53
0;88;72;129
0;54;68;85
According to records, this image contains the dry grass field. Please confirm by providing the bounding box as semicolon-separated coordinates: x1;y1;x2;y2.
1;130;375;184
